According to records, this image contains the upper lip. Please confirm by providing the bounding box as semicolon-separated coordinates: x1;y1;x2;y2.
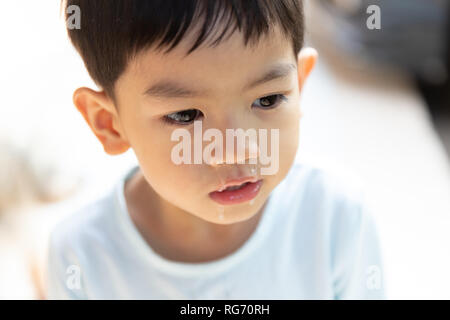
214;176;259;192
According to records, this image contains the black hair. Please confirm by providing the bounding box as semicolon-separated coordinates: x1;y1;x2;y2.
63;0;304;102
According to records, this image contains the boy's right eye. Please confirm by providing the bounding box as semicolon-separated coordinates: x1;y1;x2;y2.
163;109;202;125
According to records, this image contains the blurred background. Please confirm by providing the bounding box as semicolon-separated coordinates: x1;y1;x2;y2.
0;0;449;299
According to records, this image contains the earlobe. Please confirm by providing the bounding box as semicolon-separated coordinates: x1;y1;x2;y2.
297;47;318;91
72;87;130;155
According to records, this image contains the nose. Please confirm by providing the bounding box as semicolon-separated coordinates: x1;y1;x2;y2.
207;129;260;167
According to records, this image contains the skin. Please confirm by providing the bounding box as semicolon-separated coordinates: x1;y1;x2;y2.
73;22;317;263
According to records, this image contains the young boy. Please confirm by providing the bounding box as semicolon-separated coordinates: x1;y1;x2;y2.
47;0;386;299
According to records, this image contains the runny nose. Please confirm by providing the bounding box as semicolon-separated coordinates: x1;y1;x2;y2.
207;138;260;167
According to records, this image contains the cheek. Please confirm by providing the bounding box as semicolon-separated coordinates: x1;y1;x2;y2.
277;103;300;164
274;101;300;145
131;128;208;196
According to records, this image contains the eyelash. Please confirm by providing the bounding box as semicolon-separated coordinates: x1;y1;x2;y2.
162;93;288;126
162;109;203;126
253;94;288;110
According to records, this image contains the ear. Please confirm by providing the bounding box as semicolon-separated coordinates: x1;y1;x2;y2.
297;47;318;92
72;87;130;155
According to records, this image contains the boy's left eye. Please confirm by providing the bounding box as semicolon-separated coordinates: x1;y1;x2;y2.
252;94;287;110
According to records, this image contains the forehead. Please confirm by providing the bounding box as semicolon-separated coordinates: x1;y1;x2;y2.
124;24;296;92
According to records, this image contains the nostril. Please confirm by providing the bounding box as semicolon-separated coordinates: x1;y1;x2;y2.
207;156;224;166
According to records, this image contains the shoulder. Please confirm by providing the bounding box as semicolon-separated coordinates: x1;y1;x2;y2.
46;189;121;299
280;159;377;243
287;161;385;298
281;159;367;212
48;190;118;262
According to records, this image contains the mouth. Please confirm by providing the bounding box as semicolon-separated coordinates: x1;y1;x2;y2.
209;177;263;205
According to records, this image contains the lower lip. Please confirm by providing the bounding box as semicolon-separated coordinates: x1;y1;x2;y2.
209;180;263;205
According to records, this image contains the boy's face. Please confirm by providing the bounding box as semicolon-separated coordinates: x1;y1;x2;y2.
78;24;316;225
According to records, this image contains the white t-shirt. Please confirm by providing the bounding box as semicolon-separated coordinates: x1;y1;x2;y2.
46;161;386;299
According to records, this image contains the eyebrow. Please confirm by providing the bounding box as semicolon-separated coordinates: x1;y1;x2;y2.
143;62;297;99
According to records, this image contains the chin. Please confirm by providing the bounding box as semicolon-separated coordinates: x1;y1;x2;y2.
212;199;265;225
